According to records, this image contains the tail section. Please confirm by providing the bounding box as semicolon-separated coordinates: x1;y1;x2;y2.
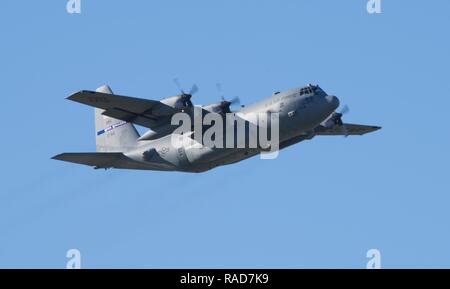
94;85;140;152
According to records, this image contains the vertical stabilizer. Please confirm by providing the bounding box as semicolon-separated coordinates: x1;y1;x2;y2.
94;85;140;152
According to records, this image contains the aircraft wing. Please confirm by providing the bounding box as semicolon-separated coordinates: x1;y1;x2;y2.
315;123;381;136
67;90;178;129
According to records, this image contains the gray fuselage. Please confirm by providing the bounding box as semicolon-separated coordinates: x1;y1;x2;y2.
123;85;339;172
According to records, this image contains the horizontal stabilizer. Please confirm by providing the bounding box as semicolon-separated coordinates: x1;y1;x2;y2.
52;152;128;169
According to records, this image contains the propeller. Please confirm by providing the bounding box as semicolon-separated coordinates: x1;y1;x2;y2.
173;78;198;107
339;104;349;115
216;83;240;113
333;105;350;137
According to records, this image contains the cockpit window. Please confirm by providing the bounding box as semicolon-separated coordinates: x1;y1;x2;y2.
299;87;312;95
299;85;319;96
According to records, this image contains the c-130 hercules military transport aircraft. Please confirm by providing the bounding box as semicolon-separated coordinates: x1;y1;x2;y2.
52;82;381;173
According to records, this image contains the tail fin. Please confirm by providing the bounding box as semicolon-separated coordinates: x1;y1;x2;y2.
94;85;140;152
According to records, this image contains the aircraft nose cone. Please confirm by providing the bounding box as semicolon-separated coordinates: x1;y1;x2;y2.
325;95;340;110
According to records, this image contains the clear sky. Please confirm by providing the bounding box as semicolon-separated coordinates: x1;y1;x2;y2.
1;0;449;268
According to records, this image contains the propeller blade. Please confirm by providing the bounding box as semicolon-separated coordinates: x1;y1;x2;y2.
216;83;222;93
173;78;197;107
173;78;184;94
340;105;349;115
229;96;240;105
340;125;349;137
215;82;241;113
189;84;198;95
216;83;225;101
337;105;350;137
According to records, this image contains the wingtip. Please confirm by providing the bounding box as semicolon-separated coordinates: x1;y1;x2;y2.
51;153;67;161
66;91;79;101
51;154;61;160
66;90;96;101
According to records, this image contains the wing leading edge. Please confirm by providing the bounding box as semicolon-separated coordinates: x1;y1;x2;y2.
315;123;381;136
67;90;178;129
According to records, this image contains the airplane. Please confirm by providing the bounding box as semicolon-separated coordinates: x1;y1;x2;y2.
52;83;381;173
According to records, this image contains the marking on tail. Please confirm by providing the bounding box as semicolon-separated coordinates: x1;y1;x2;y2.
97;120;128;136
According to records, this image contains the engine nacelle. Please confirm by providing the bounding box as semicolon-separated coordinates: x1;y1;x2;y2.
202;100;234;114
202;102;226;114
160;95;190;110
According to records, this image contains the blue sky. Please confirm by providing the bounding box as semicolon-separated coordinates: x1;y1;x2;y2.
0;0;449;268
